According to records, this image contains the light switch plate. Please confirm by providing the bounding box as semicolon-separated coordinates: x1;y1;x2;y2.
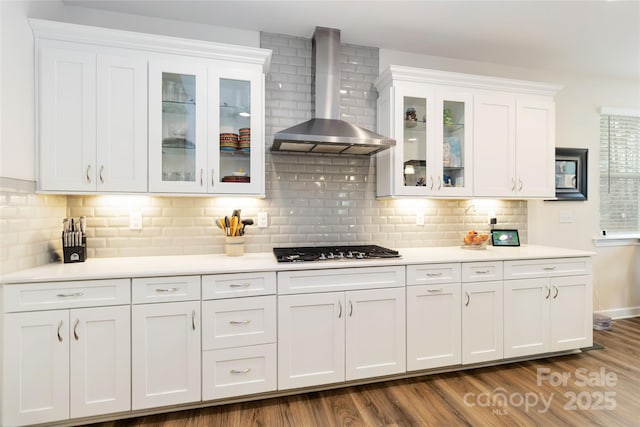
559;211;573;224
416;210;424;226
257;212;268;228
129;211;142;230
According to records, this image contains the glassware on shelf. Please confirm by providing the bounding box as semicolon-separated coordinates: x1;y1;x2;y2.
161;72;197;182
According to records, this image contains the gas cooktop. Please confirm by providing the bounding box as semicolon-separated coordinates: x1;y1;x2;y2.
273;245;401;263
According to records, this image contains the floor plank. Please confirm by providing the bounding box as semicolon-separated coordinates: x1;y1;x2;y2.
86;318;640;427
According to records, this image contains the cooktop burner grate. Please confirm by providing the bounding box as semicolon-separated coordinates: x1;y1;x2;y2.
273;245;400;263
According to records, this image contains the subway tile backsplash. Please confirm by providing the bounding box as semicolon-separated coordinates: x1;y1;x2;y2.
0;178;66;275
0;32;527;274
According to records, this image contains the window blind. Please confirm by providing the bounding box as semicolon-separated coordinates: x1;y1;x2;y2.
599;113;640;233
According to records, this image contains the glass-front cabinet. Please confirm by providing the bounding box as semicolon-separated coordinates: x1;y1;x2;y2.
149;58;266;195
436;90;472;197
383;80;472;197
208;68;263;194
149;61;207;193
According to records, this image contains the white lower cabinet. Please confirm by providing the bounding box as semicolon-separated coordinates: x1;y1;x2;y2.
346;287;406;380
406;263;462;371
503;278;549;357
278;287;405;390
277;292;345;389
504;275;593;358
549;275;593;351
131;301;201;410
407;283;461;370
201;290;277;400
461;281;504;364
3;306;130;426
1;255;595;425
3;311;70;426
202;343;276;400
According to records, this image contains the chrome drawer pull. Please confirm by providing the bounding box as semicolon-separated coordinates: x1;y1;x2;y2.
553;286;559;299
192;310;197;331
543;266;557;271
338;300;343;318
230;320;251;326
474;270;491;274
155;287;178;293
465;292;470;307
545;286;551;299
230;368;251;375
229;283;251;288
426;272;443;277
57;292;83;298
427;288;444;293
349;300;353;317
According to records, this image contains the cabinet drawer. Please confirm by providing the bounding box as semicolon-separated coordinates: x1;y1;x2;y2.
202;296;276;350
202;343;276;400
202;272;276;299
3;279;130;312
407;263;461;286
278;266;405;295
461;262;503;282
132;276;200;303
504;258;592;280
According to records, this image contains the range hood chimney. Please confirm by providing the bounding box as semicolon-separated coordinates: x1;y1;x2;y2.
271;27;395;155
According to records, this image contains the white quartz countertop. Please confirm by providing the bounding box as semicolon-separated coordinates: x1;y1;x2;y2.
1;245;595;284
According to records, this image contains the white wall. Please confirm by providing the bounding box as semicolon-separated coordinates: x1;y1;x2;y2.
0;0;259;181
380;49;640;315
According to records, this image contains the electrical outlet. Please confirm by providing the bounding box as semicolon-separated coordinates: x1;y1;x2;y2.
416;210;424;226
257;212;268;228
559;211;573;224
129;211;142;230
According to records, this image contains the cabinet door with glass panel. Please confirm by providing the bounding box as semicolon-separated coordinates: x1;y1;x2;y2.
149;60;208;193
208;66;264;195
394;83;436;196
434;89;473;197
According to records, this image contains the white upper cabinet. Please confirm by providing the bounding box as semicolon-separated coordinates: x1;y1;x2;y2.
148;60;208;193
96;54;148;192
31;19;270;196
375;65;560;199
148;61;265;195
474;94;556;198
208;67;264;195
36;38;148;193
38;42;97;192
375;68;473;198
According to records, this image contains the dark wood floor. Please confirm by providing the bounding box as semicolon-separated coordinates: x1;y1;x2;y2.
89;318;640;427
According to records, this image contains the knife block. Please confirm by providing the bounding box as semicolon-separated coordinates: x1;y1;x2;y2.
63;237;87;263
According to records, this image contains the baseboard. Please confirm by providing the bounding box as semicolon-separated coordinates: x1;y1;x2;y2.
595;306;640;320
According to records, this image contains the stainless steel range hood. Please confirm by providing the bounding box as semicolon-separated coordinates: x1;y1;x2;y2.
271;27;395;155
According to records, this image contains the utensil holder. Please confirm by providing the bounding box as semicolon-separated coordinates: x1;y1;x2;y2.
225;236;245;256
63;237;87;263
